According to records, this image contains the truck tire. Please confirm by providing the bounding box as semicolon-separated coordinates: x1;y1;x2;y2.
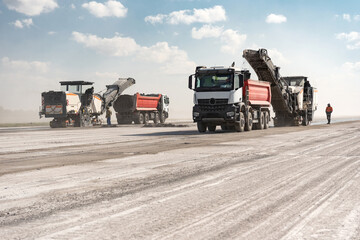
256;112;265;130
60;119;67;128
197;121;207;133
245;111;253;131
49;120;56;128
208;125;216;132
144;113;149;124
302;112;309;126
154;112;160;124
160;112;166;123
264;111;269;129
235;112;245;132
135;113;144;124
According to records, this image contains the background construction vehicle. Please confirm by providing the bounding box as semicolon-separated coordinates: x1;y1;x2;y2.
243;49;317;126
113;93;169;124
39;78;135;128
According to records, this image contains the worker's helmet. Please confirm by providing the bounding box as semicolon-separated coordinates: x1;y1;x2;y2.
327;103;330;107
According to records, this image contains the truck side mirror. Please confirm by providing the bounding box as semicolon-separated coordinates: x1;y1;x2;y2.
234;75;240;90
188;75;193;89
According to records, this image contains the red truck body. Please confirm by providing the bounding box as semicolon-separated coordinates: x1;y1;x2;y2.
113;93;169;124
243;79;271;106
136;93;162;111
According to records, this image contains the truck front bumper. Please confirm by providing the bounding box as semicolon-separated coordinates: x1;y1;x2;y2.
192;104;236;123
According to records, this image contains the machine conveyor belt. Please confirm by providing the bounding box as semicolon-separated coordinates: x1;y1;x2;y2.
243;49;292;115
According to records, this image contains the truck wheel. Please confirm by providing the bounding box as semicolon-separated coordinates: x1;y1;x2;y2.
245;111;253;131
235;112;245;132
60;120;67;128
257;112;265;130
135;113;144;124
144;113;149;124
160;112;166;123
302;112;309;126
154;112;160;124
221;124;228;131
74;116;81;127
49;120;56;128
208;125;216;132
197;122;207;133
264;112;269;129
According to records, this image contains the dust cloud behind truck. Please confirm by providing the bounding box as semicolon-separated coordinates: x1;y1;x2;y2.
113;93;169;124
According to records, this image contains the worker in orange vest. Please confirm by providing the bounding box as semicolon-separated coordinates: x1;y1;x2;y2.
326;103;333;124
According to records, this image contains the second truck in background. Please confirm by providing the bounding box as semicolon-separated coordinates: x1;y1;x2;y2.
113;93;170;124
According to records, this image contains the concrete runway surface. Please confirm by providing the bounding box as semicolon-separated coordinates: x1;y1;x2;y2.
0;121;359;239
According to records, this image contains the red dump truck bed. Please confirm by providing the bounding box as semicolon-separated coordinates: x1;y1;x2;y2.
243;79;271;106
136;93;161;111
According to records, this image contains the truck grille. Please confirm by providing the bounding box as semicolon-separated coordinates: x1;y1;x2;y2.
199;105;226;112
198;98;228;105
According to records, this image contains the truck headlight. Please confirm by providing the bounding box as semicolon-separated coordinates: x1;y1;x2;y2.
226;112;235;117
193;112;200;117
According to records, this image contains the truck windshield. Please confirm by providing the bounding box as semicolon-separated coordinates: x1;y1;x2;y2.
60;85;83;94
287;79;304;87
195;74;233;91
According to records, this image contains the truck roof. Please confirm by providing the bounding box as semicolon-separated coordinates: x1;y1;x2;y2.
59;81;94;86
196;66;243;73
283;76;307;80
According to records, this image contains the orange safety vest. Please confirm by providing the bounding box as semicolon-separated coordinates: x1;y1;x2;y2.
326;106;333;113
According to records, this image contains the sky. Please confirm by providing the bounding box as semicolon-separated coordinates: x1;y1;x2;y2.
0;0;359;120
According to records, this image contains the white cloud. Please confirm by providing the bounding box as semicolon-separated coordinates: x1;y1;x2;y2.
267;48;289;66
1;57;49;73
72;32;139;56
12;18;33;29
48;31;56;35
82;0;127;18
95;72;119;79
337;14;360;22
342;62;360;72
336;31;360;49
138;42;195;74
3;0;58;16
191;25;246;55
72;32;195;74
266;14;287;24
144;14;166;24
191;25;223;39
145;5;226;25
343;14;351;22
220;29;247;54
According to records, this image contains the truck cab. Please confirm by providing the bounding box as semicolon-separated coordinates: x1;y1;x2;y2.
160;94;170;119
189;66;244;122
189;66;271;133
